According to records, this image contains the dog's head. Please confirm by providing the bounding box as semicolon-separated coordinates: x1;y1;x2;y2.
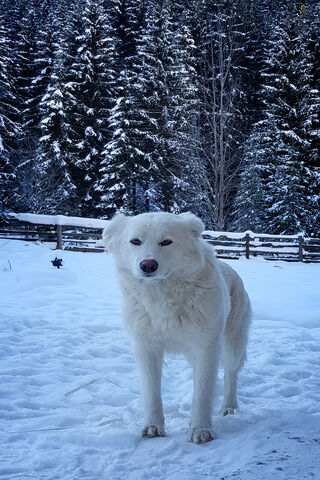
103;212;205;280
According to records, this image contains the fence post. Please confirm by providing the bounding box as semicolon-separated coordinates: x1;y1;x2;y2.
245;232;250;259
56;225;62;250
298;234;303;262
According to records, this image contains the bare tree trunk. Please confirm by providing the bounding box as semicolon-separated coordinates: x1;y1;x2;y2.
198;5;244;230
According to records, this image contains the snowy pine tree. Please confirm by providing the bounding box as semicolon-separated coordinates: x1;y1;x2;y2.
96;86;135;217
67;0;115;216
95;0;146;217
0;12;20;214
36;10;76;214
232;119;277;232
164;6;204;215
133;0;201;214
11;0;49;212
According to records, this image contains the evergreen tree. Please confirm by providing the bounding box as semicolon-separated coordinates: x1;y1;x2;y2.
267;139;307;234
36;10;76;214
168;19;207;216
236;0;268;129
68;0;115;216
232;119;277;232
96;76;136;217
132;0;174;213
0;12;20;213
96;0;162;217
133;0;201;214
11;0;49;212
150;0;185;212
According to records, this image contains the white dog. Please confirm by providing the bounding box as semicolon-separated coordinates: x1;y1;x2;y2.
103;212;251;444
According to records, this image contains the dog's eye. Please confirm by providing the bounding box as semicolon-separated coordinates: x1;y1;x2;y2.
159;239;172;246
130;238;142;246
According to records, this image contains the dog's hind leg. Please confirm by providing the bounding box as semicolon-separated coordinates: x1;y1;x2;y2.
220;290;251;416
220;366;242;416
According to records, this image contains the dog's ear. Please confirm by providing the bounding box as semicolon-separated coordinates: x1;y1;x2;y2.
103;214;127;251
179;212;204;238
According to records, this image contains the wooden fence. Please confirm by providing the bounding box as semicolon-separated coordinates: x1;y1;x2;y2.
1;213;320;262
202;231;320;262
0;213;107;253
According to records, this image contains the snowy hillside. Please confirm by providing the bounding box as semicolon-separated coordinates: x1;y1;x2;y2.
1;240;319;480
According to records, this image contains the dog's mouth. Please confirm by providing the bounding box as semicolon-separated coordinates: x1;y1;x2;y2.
141;271;157;278
139;270;171;281
136;269;163;280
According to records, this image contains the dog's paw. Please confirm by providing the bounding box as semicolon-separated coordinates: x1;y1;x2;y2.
187;427;215;444
142;424;165;438
220;406;235;416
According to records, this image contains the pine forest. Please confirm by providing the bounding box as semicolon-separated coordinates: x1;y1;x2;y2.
0;0;319;235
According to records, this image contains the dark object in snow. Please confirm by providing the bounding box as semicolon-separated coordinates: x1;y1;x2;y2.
51;257;63;269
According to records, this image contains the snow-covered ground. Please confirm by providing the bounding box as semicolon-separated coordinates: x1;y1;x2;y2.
1;240;319;480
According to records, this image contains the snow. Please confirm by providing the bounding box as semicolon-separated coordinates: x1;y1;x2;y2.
1;240;320;480
40;117;52;125
85;126;97;137
39;134;51;143
10;212;108;229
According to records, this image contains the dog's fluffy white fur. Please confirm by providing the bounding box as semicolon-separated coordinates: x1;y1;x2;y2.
103;212;251;444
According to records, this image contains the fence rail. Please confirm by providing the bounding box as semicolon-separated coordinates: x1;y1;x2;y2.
1;213;320;262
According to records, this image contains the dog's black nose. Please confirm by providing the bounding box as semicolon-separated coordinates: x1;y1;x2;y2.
140;259;158;274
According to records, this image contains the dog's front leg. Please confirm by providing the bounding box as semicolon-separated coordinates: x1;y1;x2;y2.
133;343;165;438
187;345;219;444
